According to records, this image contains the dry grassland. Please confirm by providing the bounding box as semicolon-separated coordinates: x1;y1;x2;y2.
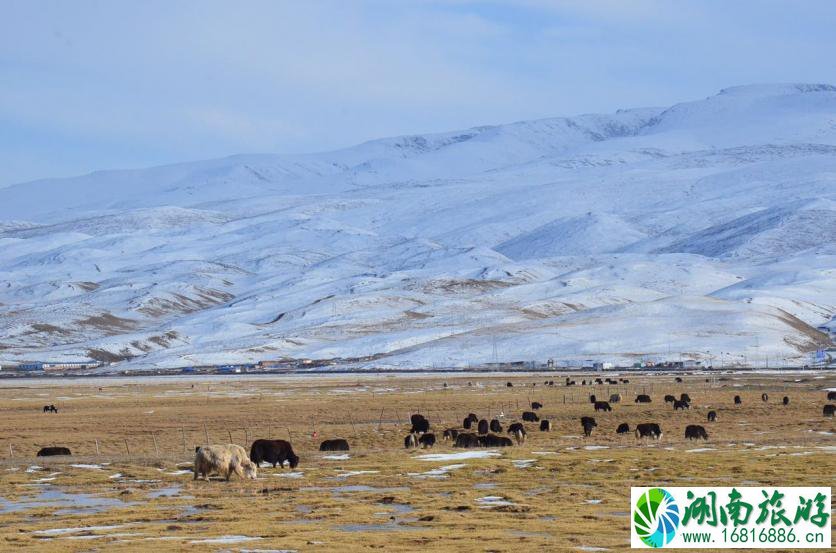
0;371;833;552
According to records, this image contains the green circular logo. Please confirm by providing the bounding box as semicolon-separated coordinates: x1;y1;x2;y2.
634;488;680;548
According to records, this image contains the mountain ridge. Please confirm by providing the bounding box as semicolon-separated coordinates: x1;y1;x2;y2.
1;83;834;370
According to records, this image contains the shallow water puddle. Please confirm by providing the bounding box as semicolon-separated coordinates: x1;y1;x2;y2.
67;532;145;540
322;454;350;460
1;486;132;515
510;530;552;538
273;471;305;479
147;485;185;499
475;495;516;508
512;459;536;468
408;463;466;479
336;522;418;532
188;535;262;544
333;470;380;479
239;549;298;553
377;502;414;515
311;485;411;494
33;524;129;536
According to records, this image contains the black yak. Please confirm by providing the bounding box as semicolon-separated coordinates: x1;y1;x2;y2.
249;439;299;468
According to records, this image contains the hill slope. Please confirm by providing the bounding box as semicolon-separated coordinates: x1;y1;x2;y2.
1;84;834;370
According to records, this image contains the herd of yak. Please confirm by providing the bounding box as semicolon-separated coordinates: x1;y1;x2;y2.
31;385;836;482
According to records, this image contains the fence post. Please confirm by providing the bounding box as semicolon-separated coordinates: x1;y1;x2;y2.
9;443;13;458
203;422;210;445
227;430;233;444
376;408;385;431
95;439;100;456
124;439;130;456
181;428;187;454
152;433;159;456
348;413;358;438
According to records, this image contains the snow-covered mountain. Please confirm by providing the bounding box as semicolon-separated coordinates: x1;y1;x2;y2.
1;83;834;370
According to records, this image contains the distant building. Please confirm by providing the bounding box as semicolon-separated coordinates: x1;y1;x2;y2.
42;361;99;371
592;361;614;371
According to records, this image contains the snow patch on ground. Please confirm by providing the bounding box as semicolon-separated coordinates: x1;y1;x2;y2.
415;451;500;461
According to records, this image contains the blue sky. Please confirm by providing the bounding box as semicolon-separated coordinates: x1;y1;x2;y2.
2;0;836;187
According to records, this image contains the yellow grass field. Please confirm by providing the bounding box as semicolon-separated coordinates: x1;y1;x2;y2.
0;371;833;552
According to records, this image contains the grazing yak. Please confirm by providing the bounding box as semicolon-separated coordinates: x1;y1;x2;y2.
589;394;597;404
418;433;436;448
828;391;836;401
635;423;662;440
685;425;709;440
477;419;489;435
823;404;835;417
734;395;742;405
782;396;789;406
673;400;690;411
609;393;621;403
616;423;630;435
707;410;717;422
463;417;474;429
539;419;552;432
249;439;299;469
481;434;513;447
42;404;58;413
442;428;459;441
531;401;543;410
761;393;769;402
635;394;652;403
37;446;71;456
580;416;597;437
194;444;257;481
506;382;513;388
675;377;683;383
680;393;691;403
595;378;603;385
410;414;430;434
319;439;350;452
404;433;418;449
664;395;676;404
489;419;502;433
454;433;481;448
522;411;539;422
594;401;612;412
507;422;527;444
